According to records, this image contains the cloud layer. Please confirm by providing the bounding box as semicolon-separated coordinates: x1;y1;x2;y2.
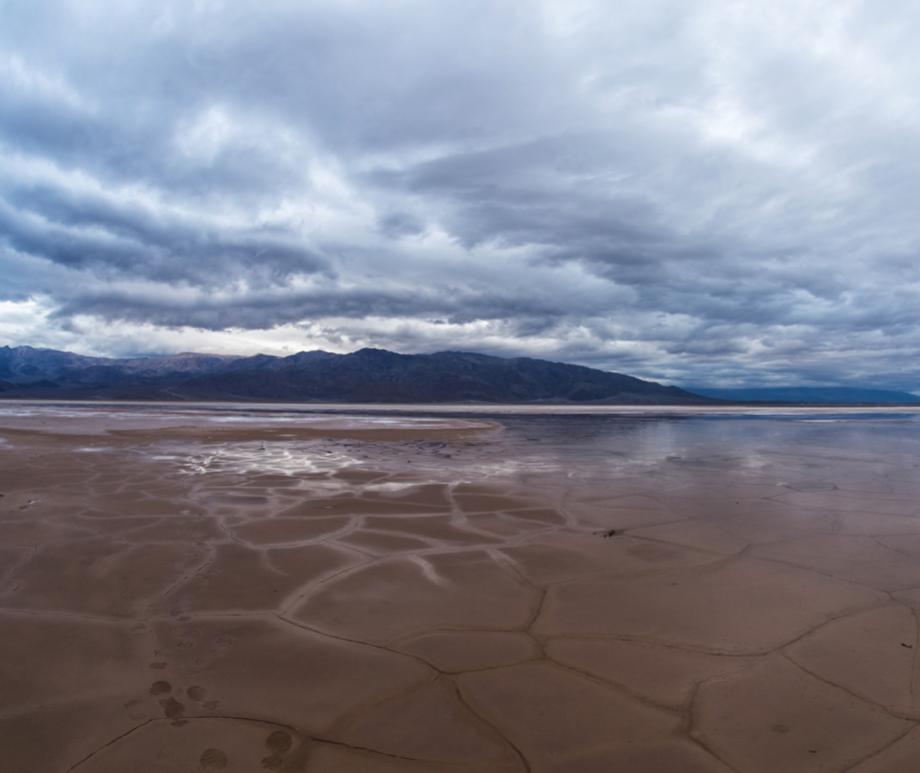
2;0;919;388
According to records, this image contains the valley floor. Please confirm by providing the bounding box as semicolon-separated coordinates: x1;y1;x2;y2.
2;404;920;772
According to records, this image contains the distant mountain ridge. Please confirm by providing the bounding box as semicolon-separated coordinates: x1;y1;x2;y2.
0;345;705;404
689;386;920;405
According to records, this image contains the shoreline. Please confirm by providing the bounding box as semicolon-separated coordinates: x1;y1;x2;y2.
3;397;920;417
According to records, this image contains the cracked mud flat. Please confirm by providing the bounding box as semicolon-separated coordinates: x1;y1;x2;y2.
3;405;920;771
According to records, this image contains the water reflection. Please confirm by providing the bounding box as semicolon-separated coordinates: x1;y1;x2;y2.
3;401;920;484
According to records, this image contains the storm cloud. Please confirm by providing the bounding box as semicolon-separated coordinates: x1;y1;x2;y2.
2;0;920;389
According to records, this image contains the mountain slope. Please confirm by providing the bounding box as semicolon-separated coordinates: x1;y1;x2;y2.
0;345;704;404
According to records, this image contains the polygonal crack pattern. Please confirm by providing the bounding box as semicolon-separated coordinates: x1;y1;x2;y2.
3;415;920;772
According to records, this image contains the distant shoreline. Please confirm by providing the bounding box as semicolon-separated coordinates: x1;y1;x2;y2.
2;398;920;417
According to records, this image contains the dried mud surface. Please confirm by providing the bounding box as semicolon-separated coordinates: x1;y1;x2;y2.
3;404;920;772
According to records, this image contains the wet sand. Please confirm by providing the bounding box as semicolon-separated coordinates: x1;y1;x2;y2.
3;404;920;772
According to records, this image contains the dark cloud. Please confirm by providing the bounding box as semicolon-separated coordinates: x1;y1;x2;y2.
0;179;327;284
1;0;919;389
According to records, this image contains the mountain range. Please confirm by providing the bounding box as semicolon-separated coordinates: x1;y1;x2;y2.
689;386;920;405
0;345;704;404
3;345;916;405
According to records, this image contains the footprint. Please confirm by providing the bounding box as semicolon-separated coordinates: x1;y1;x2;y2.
187;685;207;701
265;731;293;754
149;680;172;696
261;730;293;769
159;696;185;722
200;748;228;770
186;684;219;712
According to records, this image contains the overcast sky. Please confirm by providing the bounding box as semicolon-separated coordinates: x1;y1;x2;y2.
1;0;919;388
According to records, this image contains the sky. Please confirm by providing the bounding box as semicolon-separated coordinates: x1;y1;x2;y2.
1;0;919;389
